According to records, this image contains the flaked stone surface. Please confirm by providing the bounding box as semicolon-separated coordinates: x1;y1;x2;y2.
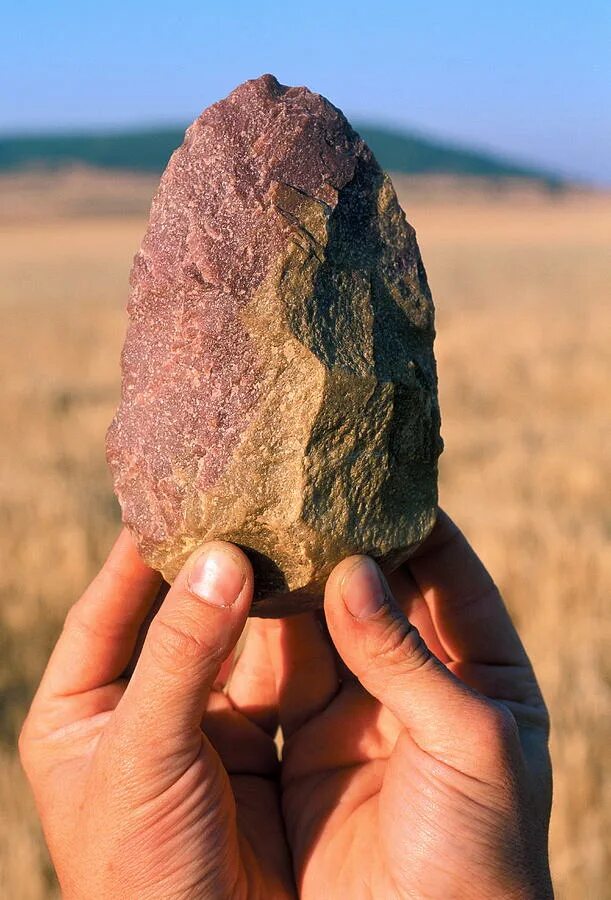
106;74;443;616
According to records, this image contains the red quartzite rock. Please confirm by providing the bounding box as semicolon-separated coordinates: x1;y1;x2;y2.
106;74;443;616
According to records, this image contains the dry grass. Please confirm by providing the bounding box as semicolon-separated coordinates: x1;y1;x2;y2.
0;171;609;899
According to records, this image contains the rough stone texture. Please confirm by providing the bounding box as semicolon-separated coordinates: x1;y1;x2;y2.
106;74;443;616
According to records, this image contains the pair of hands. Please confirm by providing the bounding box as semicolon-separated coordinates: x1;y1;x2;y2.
20;511;553;899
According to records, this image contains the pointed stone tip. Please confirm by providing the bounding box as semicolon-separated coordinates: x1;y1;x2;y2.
257;73;286;94
230;73;289;101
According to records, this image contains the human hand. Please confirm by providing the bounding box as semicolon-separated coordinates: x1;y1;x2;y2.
19;531;294;899
261;511;553;899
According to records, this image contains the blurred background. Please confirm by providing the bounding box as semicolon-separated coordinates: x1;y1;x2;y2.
1;2;609;897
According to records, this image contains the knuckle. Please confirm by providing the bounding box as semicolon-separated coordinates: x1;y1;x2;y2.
17;721;30;762
525;676;551;738
481;701;520;753
539;703;551;739
62;601;84;634
63;599;123;642
369;612;431;675
63;601;100;641
146;615;220;676
17;718;36;775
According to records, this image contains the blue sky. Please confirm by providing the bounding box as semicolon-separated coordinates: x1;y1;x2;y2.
2;0;610;183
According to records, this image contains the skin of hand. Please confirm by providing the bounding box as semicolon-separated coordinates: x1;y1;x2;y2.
19;533;295;899
255;510;553;899
20;509;553;899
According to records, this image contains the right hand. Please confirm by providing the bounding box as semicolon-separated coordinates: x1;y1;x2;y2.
259;510;553;898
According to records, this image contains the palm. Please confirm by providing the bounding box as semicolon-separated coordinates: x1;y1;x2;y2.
281;680;403;896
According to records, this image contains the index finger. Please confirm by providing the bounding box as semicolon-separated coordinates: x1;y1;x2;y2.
257;613;338;738
407;509;530;667
36;528;161;702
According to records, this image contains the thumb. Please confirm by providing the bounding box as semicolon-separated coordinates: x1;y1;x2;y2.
116;541;253;749
324;555;491;765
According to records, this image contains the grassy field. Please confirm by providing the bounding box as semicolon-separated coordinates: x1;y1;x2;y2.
0;171;609;898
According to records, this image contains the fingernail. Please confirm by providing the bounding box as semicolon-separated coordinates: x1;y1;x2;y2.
341;557;387;619
188;546;246;607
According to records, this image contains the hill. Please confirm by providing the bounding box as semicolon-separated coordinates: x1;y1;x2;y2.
357;125;560;184
0;123;561;186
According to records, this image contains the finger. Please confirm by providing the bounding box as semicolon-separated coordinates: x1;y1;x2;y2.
213;647;237;690
408;510;529;666
447;661;549;734
226;619;279;735
324;555;494;765
204;694;279;776
121;580;170;679
263;613;338;738
36;528;161;702
116;542;252;747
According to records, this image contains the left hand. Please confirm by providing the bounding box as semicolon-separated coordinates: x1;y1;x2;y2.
19;530;295;899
